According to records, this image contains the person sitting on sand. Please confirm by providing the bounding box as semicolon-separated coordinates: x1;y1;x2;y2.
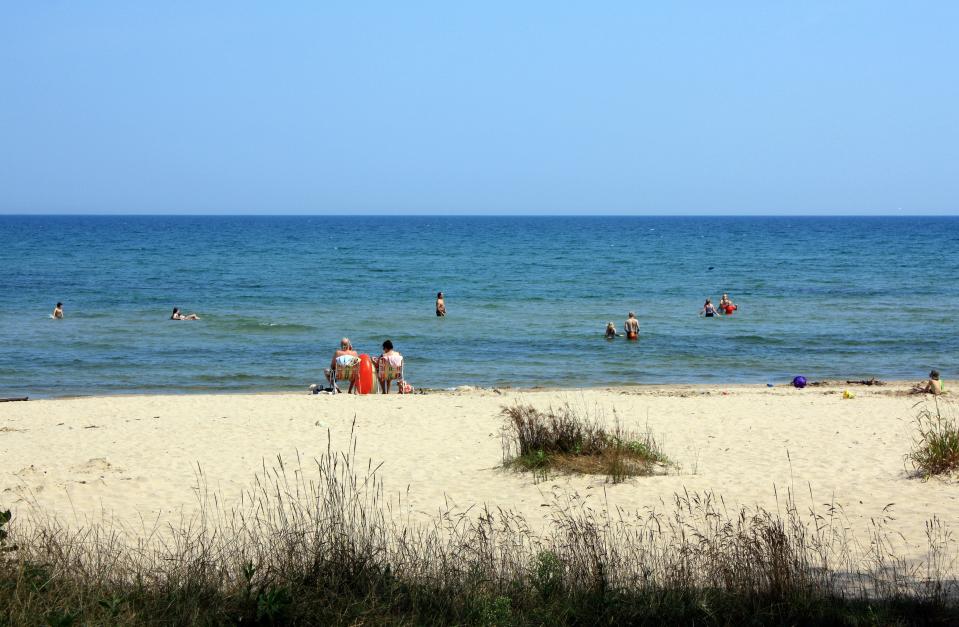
377;339;404;394
325;337;360;392
719;293;737;315
913;370;943;395
701;298;718;317
624;312;639;340
605;321;619;339
170;307;200;320
52;302;63;319
436;292;446;317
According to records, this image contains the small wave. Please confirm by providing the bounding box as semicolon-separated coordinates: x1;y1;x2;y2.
193;373;294;383
729;334;787;345
213;318;317;334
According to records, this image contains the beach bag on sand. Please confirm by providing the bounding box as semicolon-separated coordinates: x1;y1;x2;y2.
792;376;807;389
398;379;414;394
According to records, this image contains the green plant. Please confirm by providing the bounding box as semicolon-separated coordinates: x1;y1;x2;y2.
0;509;14;554
97;594;125;618
257;586;291;623
45;610;78;627
480;595;512;627
501;404;669;481
907;399;959;478
532;550;563;598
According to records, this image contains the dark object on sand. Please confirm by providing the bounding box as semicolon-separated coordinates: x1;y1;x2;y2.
0;397;28;402
846;378;885;386
792;376;807;389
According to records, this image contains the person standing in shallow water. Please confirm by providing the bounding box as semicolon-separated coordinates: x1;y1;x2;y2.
624;312;639;340
435;292;446;317
52;302;63;319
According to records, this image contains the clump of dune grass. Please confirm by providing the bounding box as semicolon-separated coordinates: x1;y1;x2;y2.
501;403;669;482
908;399;959;479
2;423;959;625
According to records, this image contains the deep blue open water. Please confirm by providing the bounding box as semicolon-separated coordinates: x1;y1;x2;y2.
1;215;957;397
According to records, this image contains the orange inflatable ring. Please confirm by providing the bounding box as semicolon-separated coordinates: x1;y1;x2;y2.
356;354;375;394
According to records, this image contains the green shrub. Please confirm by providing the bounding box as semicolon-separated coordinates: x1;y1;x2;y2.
907;399;959;478
501;403;669;482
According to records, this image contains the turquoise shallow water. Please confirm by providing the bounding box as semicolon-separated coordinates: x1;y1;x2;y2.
1;215;957;397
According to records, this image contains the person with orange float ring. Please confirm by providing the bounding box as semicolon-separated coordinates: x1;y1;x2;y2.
719;293;738;315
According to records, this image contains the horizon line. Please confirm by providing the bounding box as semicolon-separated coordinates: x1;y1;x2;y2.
1;213;957;218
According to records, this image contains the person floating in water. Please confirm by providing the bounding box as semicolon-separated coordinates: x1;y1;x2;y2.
171;307;200;320
719;293;737;315
624;312;639;340
604;321;619;339
435;292;446;317
701;298;718;317
52;302;63;319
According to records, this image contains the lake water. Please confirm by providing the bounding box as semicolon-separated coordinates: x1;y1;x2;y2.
1;215;957;397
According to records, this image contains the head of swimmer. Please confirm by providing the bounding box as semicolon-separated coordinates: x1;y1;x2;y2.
340;337;352;350
382;339;394;352
627;311;635;319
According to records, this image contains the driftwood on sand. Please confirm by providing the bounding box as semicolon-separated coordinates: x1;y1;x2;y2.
0;397;29;402
845;378;885;386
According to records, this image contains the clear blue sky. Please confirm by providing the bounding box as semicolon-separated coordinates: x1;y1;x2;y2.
1;2;957;215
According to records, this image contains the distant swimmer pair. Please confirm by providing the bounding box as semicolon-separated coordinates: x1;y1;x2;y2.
50;302;200;321
605;312;639;340
702;293;738;317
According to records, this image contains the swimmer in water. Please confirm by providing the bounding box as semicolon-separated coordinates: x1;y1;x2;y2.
701;298;718;317
719;293;737;315
171;307;200;321
435;292;446;317
52;302;63;319
604;321;618;339
624;312;639;340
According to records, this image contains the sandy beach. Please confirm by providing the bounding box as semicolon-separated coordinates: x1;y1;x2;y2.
1;383;955;567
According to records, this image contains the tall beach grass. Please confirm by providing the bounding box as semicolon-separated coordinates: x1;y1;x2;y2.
908;398;959;479
1;421;958;625
500;403;669;483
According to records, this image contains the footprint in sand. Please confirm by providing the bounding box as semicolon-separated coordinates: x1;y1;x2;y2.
70;457;123;477
14;464;46;478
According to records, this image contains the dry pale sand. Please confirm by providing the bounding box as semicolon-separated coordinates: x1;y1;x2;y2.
1;383;956;565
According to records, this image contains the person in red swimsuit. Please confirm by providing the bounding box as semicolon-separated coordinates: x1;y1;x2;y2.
719;293;737;315
624;312;639;340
